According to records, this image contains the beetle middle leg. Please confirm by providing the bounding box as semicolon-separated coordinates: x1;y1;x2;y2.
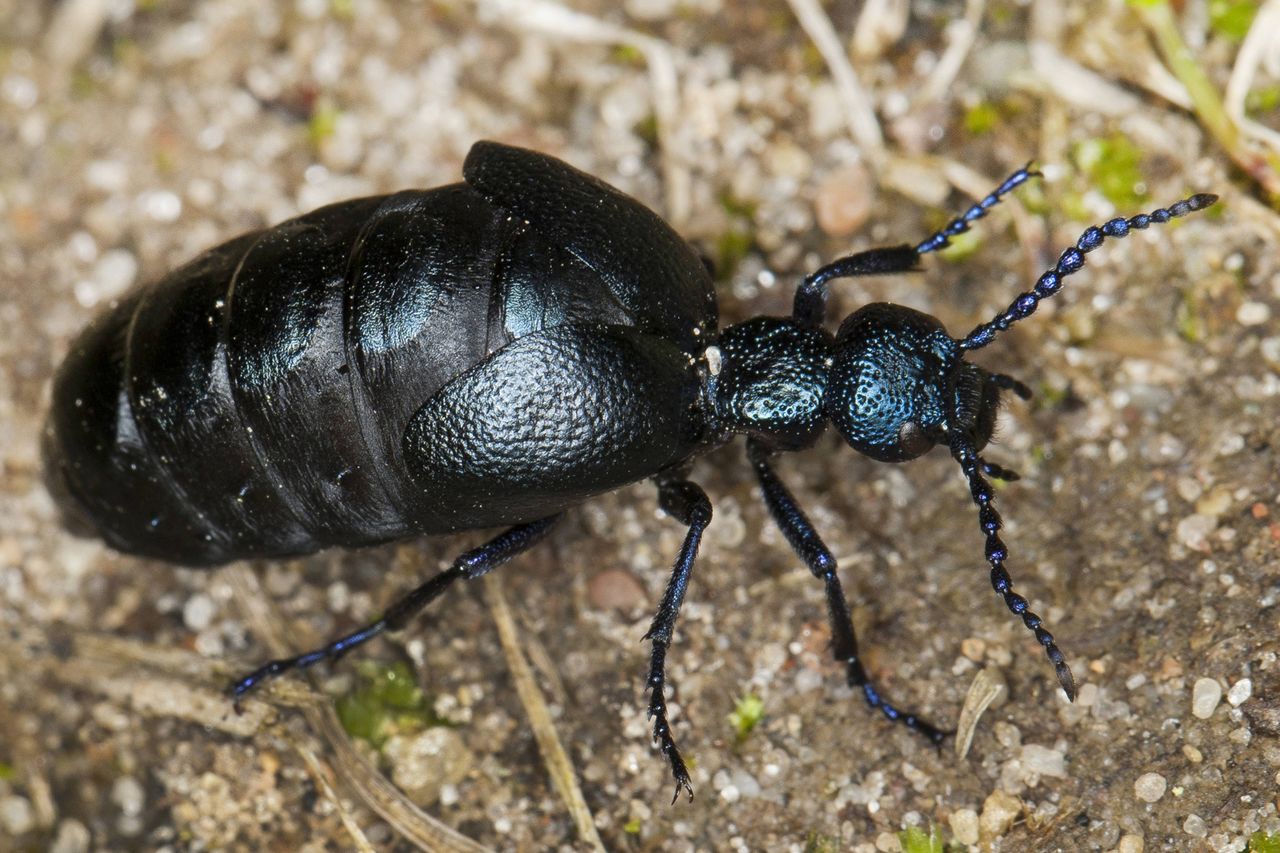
747;439;947;744
229;515;560;702
643;476;712;803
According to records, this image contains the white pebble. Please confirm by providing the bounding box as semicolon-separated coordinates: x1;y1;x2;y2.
50;819;91;853
1226;678;1252;707
112;775;145;817
1020;744;1067;778
1183;813;1208;837
182;593;216;631
1236;301;1272;326
1191;677;1222;719
139;189;182;222
1117;833;1144;853
1134;772;1167;803
0;796;34;836
1175;514;1217;550
75;248;138;307
949;808;980;845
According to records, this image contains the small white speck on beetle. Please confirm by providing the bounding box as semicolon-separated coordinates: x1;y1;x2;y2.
703;345;722;376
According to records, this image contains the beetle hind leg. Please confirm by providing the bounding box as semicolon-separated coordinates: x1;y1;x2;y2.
747;440;948;745
643;477;712;803
228;516;559;703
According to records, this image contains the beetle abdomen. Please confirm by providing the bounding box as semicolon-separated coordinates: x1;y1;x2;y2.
45;184;635;565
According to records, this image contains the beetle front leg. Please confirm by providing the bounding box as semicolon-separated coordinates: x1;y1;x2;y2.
747;440;946;744
643;477;712;803
229;515;560;702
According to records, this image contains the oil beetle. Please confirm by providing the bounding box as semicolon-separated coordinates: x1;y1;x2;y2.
43;140;1216;800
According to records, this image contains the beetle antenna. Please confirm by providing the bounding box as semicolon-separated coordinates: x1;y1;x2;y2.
915;163;1040;256
959;193;1219;352
949;431;1077;700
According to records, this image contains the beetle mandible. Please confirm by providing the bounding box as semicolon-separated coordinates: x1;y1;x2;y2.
43;140;1216;800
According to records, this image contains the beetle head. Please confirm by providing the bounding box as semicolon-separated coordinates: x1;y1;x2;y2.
825;303;999;462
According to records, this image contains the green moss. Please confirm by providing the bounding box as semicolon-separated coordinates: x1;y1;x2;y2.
330;0;355;19
1176;288;1204;344
719;191;759;220
1247;86;1280;115
623;817;643;834
715;228;754;283
307;97;340;147
963;102;1001;136
728;692;765;743
1209;0;1260;41
899;824;946;853
0;761;14;781
1073;135;1148;210
611;44;645;66
633;114;659;148
335;660;443;747
1250;831;1280;853
803;830;840;853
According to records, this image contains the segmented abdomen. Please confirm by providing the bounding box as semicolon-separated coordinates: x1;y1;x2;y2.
44;185;632;565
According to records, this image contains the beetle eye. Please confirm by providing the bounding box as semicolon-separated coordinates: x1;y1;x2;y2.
897;421;934;458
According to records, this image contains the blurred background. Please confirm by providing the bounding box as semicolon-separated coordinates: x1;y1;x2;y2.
2;0;1278;850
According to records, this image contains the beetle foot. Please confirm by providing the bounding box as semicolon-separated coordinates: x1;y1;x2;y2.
646;639;694;803
855;679;948;746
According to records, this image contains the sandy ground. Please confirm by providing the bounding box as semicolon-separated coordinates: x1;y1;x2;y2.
2;1;1279;851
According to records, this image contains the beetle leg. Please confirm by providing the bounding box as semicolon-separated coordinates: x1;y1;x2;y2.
229;515;559;703
643;477;712;804
747;439;948;745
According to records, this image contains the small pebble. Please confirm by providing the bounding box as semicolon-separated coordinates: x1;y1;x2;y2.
815;162;874;237
1134;772;1167;803
587;568;647;611
1020;744;1067;778
1236;301;1271;326
1191;678;1223;719
1226;678;1252;707
112;776;145;817
1116;833;1144;853
0;796;34;836
385;728;474;805
949;808;980;845
50;819;91;853
960;637;985;661
979;789;1021;837
873;831;901;852
1176;514;1217;550
182;593;216;631
1183;813;1208;838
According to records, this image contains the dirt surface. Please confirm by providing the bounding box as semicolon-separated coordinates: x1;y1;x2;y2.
3;1;1279;851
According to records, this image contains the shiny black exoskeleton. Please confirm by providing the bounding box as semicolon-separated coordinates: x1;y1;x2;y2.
43;141;1216;801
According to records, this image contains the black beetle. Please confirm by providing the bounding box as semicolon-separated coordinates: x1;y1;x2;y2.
43;140;1215;800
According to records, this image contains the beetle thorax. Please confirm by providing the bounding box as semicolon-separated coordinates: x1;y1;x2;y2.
711;317;834;450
